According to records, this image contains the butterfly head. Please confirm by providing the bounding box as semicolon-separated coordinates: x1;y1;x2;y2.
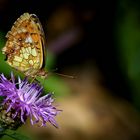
37;69;48;79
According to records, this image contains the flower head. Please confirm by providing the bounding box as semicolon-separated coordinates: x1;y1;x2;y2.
0;73;60;127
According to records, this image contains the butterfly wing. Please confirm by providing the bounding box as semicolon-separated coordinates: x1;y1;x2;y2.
2;13;46;74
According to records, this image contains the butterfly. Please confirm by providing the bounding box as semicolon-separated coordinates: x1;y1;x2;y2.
2;13;48;78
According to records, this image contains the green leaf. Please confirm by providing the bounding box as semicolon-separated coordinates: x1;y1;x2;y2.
116;0;140;108
3;129;31;140
37;74;71;97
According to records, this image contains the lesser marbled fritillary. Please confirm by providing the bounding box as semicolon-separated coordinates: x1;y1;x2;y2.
2;13;48;78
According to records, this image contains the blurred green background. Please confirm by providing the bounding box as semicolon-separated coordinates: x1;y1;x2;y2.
0;0;140;140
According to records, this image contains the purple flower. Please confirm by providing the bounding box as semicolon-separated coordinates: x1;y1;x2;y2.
0;72;61;127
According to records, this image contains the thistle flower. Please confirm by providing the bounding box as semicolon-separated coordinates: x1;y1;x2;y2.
0;72;60;129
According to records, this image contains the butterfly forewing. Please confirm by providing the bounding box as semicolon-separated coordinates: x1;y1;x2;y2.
2;13;46;76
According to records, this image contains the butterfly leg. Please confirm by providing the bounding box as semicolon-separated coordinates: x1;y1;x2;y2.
30;76;37;83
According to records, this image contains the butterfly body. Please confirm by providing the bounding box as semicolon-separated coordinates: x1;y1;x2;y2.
2;13;48;78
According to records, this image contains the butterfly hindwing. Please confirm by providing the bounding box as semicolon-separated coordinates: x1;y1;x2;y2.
2;13;46;75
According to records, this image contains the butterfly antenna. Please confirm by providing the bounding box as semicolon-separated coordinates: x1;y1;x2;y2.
53;72;76;79
48;68;76;79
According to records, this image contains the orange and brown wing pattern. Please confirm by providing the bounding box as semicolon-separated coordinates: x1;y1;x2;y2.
2;13;46;75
